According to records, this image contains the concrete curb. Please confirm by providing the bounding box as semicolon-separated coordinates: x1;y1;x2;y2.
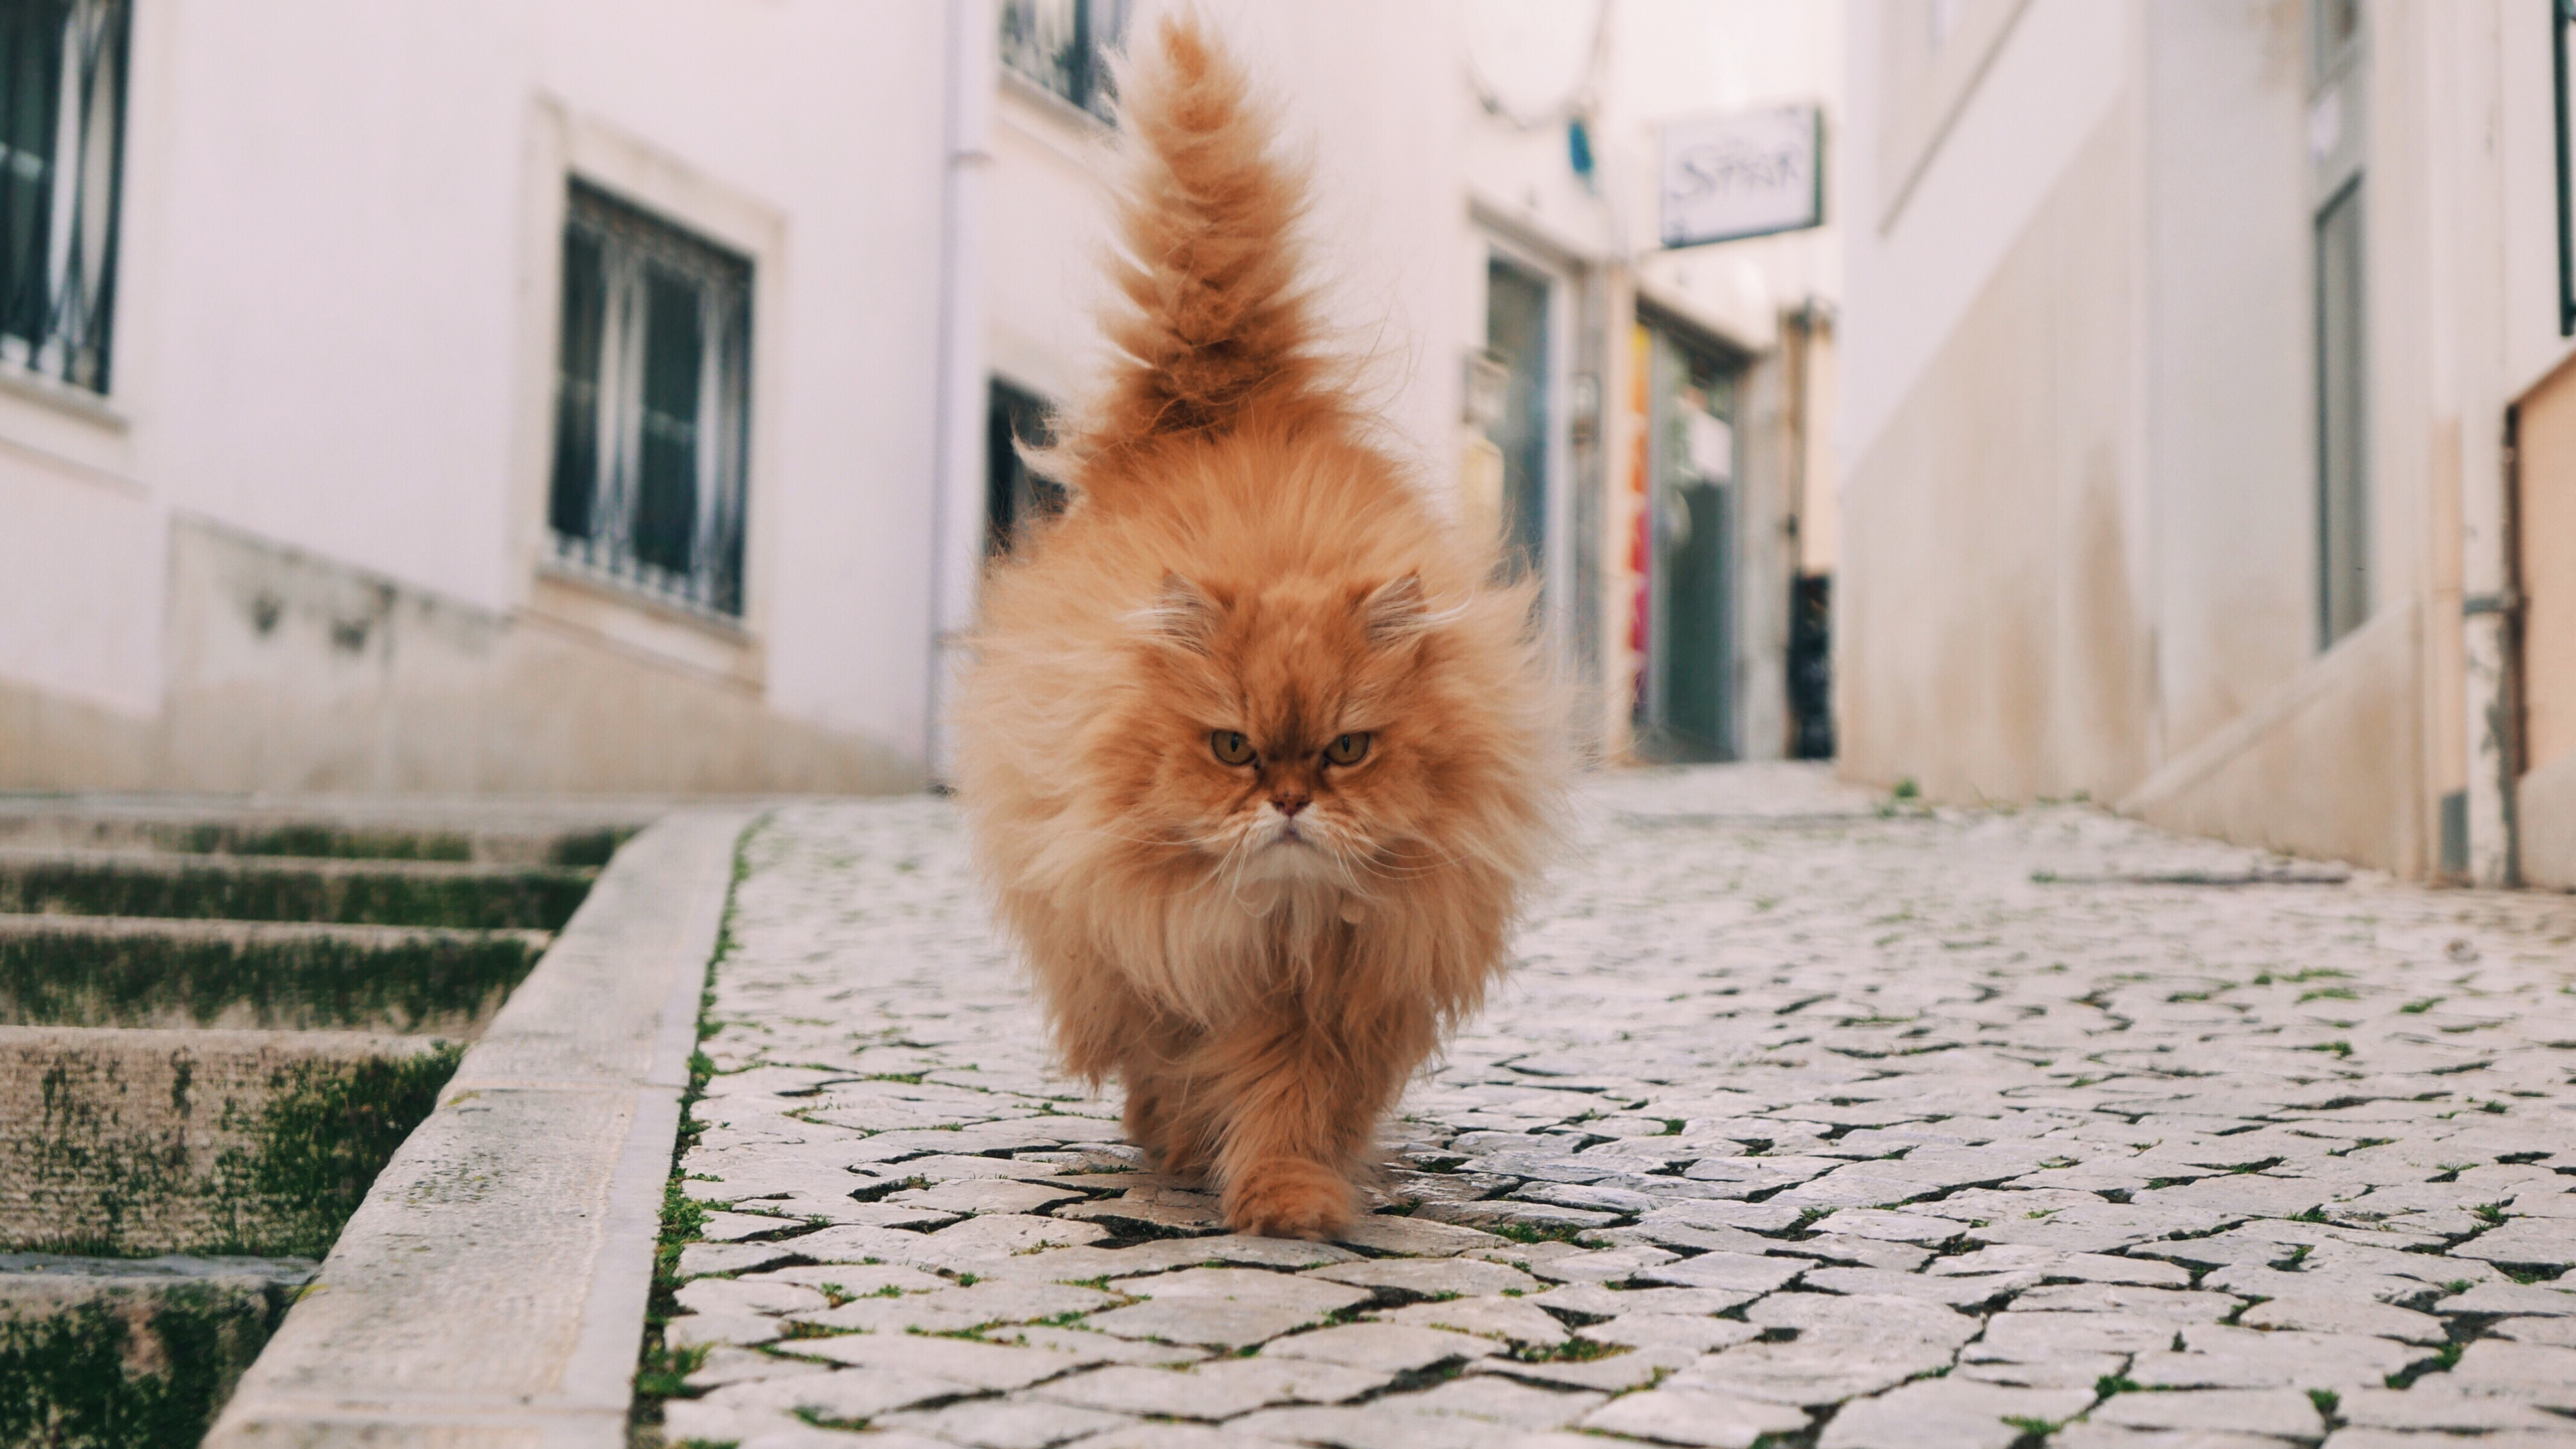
205;807;757;1449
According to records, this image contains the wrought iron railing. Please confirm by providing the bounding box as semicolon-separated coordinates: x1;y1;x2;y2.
0;0;127;394
1000;0;1128;121
548;184;753;620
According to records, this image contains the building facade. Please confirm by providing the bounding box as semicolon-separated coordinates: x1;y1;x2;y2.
1838;0;2576;887
0;0;1839;795
3;0;968;792
1450;0;1845;768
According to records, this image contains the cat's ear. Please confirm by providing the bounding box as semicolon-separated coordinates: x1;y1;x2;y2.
1128;572;1222;653
1359;574;1429;646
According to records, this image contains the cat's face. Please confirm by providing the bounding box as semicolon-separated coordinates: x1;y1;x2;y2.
1104;572;1457;892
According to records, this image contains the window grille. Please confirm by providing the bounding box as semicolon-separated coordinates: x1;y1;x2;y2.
0;0;127;394
999;0;1129;121
549;183;752;620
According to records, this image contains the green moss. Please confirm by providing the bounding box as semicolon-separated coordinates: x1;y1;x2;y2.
0;926;541;1032
0;859;595;930
207;1043;465;1258
546;828;633;869
1507;1336;1625;1363
0;1285;273;1449
1487;1220;1592;1245
158;820;631;866
179;823;476;861
634;816;763;1436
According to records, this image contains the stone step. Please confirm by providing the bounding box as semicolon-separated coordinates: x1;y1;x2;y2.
0;1252;317;1449
0;914;547;1034
0;847;596;930
0;796;647;866
0;1026;462;1258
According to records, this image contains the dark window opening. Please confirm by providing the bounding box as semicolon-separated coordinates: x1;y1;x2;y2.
1790;574;1834;760
0;0;125;393
986;379;1064;552
547;182;753;619
1000;0;1129;122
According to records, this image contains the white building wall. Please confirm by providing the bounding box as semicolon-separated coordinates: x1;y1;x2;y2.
1839;0;2126;461
151;0;952;753
0;0;1494;794
1838;0;2576;881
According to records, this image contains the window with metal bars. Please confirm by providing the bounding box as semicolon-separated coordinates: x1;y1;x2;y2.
548;182;752;620
999;0;1129;121
0;0;127;394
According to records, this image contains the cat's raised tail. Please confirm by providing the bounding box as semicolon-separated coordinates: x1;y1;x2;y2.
1051;14;1339;500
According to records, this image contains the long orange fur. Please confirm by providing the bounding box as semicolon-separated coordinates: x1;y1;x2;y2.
952;15;1562;1238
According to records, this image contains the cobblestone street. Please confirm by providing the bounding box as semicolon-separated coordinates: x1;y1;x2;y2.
655;765;2576;1449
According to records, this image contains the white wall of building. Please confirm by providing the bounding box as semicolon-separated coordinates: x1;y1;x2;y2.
5;0;964;789
0;0;1496;794
1837;0;2576;883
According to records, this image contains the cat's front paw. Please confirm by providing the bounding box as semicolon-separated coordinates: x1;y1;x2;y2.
1224;1157;1355;1240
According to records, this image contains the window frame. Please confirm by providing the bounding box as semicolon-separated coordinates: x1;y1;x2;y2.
998;0;1129;123
1476;226;1580;672
511;107;784;682
0;0;129;396
543;181;754;623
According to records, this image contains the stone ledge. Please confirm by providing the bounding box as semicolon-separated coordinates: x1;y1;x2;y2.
205;807;755;1449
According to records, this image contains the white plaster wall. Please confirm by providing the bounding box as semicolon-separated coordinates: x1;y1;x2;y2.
2500;0;2576;398
9;0;955;763
1208;1;1468;478
2140;0;2314;759
1835;0;2502;876
1839;0;2129;462
0;457;162;716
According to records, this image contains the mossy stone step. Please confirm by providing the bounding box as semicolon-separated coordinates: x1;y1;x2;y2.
0;1027;462;1258
0;915;547;1034
0;1252;314;1449
0;849;595;930
0;812;631;866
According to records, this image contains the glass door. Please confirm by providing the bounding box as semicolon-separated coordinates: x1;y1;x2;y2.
1638;325;1737;762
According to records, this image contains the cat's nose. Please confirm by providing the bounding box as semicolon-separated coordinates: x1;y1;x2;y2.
1273;794;1308;817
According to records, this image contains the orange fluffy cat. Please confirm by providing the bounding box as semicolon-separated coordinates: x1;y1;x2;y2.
953;15;1560;1239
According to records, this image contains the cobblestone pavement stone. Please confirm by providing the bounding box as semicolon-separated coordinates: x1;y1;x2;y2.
651;764;2576;1449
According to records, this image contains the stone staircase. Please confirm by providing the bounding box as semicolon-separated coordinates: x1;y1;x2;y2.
0;798;655;1449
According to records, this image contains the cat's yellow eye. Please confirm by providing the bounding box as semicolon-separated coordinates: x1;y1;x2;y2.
1211;731;1256;766
1324;732;1371;766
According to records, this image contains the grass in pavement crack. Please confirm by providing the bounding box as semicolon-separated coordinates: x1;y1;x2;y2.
632;816;763;1434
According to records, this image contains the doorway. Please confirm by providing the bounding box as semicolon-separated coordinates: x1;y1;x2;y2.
1484;258;1552;578
1636;323;1739;763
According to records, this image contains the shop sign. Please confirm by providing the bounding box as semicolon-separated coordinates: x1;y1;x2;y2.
1659;103;1823;248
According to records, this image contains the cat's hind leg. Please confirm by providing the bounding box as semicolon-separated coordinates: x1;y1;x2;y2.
1120;1049;1218;1181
